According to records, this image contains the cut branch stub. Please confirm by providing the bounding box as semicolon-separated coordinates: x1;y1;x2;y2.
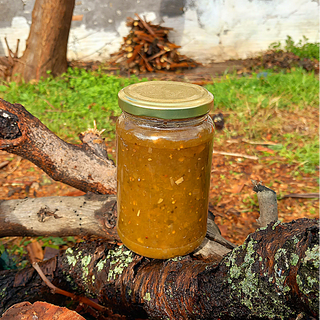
252;180;278;227
0;109;21;140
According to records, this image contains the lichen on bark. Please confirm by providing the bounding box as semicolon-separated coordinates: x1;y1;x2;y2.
215;220;319;319
223;236;292;318
296;244;319;312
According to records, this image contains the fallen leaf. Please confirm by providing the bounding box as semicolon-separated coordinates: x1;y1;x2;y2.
218;225;229;238
225;181;245;193
266;133;272;140
256;145;275;153
1;301;85;320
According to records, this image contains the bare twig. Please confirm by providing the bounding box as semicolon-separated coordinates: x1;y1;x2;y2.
14;39;20;58
282;193;319;199
0;161;10;169
4;38;15;59
32;262;107;312
212;149;258;160
242;139;279;146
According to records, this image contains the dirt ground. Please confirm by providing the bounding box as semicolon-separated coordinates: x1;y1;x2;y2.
132;60;245;83
69;59;245;84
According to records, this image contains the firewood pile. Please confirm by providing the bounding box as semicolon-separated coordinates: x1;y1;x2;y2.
110;14;200;74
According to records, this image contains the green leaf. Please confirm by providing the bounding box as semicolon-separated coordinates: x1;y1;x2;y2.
0;250;17;270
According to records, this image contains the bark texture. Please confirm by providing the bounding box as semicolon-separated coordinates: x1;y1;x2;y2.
11;0;75;82
0;194;118;240
0;219;318;319
0;99;116;194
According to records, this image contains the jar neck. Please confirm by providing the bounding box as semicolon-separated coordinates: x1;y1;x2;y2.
122;111;209;128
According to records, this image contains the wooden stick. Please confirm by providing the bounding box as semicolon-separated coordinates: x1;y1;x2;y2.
0;194;119;239
242;139;279;146
282;193;319;199
212;149;258;160
138;52;153;71
0;99;116;194
4;38;14;66
147;50;167;61
0;161;10;169
135;13;157;37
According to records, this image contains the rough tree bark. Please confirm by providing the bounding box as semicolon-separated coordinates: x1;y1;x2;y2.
11;0;75;82
0;219;318;319
0;98;319;319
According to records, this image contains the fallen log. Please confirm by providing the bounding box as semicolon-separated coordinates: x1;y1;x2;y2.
0;218;318;319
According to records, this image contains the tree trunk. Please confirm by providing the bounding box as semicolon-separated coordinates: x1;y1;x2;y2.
0;219;318;319
11;0;75;82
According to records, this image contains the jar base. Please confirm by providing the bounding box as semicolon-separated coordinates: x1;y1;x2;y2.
117;228;205;259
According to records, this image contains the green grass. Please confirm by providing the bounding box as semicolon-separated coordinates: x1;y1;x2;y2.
206;69;318;111
0;67;318;174
269;35;319;60
1;68;145;142
205;68;319;174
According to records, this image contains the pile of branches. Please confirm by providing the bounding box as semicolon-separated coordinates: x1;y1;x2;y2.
243;50;319;73
110;14;200;74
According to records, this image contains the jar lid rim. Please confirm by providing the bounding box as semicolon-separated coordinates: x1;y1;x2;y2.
118;81;214;119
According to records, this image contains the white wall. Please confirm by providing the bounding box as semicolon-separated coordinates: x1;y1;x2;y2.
0;0;318;63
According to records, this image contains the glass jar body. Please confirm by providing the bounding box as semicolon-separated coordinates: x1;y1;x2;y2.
116;112;214;259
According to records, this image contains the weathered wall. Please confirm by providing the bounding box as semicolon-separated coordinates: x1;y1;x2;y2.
0;0;318;63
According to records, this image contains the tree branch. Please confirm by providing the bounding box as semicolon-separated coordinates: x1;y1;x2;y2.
0;193;232;264
0;99;116;194
0;194;119;240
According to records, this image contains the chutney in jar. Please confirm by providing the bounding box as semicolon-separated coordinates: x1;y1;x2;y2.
116;81;214;259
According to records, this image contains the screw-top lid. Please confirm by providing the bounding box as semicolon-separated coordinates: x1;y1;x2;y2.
118;81;214;119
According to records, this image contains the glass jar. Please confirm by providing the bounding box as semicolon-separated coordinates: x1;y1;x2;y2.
116;81;214;259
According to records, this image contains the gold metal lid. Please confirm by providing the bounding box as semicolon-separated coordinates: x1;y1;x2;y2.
118;81;214;119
